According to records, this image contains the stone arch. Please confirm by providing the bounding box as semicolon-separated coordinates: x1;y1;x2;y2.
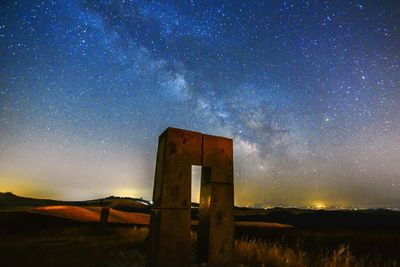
146;127;234;267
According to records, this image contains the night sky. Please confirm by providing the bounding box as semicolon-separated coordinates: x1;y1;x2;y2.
1;1;399;208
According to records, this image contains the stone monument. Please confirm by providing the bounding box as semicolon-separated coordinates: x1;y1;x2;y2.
146;127;234;267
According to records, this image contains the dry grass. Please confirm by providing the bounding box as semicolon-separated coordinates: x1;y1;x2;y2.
1;226;148;267
2;223;399;267
189;228;399;267
233;237;400;267
117;226;149;244
235;238;307;266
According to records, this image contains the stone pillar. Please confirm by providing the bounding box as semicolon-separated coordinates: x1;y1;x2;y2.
197;135;234;266
146;128;202;267
100;207;110;224
147;127;234;267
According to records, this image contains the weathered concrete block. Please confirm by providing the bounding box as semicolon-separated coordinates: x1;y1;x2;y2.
197;183;234;266
152;127;202;209
202;134;233;184
197;180;211;263
147;128;234;267
146;208;191;267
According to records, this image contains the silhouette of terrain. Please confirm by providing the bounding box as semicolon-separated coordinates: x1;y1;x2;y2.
1;192;400;266
234;207;400;229
2;192;400;229
0;192;151;212
0;193;294;233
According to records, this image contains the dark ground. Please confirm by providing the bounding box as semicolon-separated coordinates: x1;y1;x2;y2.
0;212;146;267
1;193;400;266
1;211;400;266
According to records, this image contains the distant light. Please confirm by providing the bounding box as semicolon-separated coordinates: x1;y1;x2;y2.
312;201;326;209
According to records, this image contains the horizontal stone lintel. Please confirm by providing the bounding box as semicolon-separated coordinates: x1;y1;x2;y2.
150;207;191;210
200;181;234;185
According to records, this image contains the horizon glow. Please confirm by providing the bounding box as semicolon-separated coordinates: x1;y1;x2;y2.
0;1;399;208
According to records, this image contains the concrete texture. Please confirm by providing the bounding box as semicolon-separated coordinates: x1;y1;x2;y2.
147;127;234;267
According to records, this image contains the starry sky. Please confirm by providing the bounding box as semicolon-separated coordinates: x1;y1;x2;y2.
1;1;399;208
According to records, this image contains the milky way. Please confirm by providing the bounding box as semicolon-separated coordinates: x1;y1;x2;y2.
0;1;399;208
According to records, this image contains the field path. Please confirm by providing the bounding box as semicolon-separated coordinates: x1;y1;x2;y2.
31;205;293;228
32;205;150;224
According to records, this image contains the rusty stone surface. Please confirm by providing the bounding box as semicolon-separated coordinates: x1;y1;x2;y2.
204;183;234;266
152;128;202;209
197;179;212;263
147;127;234;267
197;182;234;266
198;134;234;266
147;208;191;267
201;134;233;184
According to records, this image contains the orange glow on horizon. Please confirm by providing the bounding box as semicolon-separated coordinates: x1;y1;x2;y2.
0;173;51;199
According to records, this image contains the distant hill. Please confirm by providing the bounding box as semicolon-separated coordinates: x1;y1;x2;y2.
0;192;64;208
2;192;400;229
0;192;151;213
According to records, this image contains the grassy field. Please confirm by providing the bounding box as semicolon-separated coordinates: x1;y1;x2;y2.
233;229;400;266
1;220;399;267
1;225;147;267
1;193;400;266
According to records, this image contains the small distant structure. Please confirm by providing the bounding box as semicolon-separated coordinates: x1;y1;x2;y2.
100;207;110;224
0;192;17;198
146;127;234;267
